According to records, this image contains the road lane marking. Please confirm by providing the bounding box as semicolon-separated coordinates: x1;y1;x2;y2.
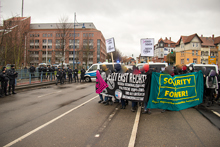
38;91;62;98
3;95;99;147
128;106;141;147
211;110;220;117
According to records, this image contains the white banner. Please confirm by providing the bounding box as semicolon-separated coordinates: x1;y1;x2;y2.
140;38;154;56
106;38;116;53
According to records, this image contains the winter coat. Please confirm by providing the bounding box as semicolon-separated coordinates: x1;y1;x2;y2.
81;69;86;79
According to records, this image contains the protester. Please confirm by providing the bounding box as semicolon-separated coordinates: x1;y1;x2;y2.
7;65;18;95
80;67;86;82
61;68;66;84
205;69;218;107
141;64;152;114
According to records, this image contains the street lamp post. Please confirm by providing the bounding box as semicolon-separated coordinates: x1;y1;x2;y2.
73;13;76;69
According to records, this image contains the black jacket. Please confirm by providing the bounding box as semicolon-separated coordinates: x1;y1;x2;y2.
56;71;63;79
81;69;86;78
73;69;78;75
7;68;18;80
67;69;73;75
29;66;35;73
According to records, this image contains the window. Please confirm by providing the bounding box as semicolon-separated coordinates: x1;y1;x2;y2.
43;39;47;43
48;34;52;37
196;50;198;55
181;59;184;64
30;45;34;49
35;40;39;43
89;33;94;37
193;58;197;63
192;43;195;47
56;40;60;44
30;34;34;37
35;34;39;37
168;44;170;47
30;40;34;43
56;45;60;49
88;65;97;72
160;43;163;47
43;34;47;37
48;39;52;43
196;43;198;47
56;33;60;37
192;50;194;56
201;51;204;56
35;46;39;49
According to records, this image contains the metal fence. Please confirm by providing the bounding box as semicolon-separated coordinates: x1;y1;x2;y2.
15;69;58;85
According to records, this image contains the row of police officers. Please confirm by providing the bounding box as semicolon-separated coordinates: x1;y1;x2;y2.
0;65;18;97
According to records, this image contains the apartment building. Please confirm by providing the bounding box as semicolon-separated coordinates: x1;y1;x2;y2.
176;33;219;66
153;37;176;63
27;22;107;67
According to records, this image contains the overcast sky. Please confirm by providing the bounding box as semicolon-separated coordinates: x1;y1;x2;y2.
2;0;220;58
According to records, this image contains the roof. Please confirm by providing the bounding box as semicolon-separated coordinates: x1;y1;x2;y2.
214;36;220;45
176;33;203;46
30;23;96;30
200;37;215;47
158;37;176;44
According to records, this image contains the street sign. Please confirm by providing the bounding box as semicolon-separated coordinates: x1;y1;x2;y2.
208;56;216;64
106;38;116;53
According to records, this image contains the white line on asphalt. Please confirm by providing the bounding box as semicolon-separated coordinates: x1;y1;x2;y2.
211;110;220;117
128;106;141;147
3;95;99;147
38;91;62;98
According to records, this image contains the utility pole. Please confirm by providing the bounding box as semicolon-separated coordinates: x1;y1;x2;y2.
21;0;24;17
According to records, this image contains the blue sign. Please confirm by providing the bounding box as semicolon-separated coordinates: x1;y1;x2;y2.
211;56;215;58
187;58;189;61
49;59;51;63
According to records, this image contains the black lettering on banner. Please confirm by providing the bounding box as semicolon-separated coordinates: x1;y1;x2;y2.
102;73;148;101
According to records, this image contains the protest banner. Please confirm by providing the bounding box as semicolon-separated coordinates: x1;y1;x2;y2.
147;71;204;111
99;71;148;101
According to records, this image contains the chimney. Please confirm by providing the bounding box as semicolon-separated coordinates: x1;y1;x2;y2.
169;37;171;41
212;34;214;39
201;34;203;37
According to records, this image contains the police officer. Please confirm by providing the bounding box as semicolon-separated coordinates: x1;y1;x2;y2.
7;64;18;95
73;67;79;82
80;67;86;82
29;64;35;78
56;68;63;85
0;67;9;96
51;66;55;80
67;67;73;83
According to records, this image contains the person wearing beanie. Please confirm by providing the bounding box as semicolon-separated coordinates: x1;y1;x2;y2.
7;64;18;95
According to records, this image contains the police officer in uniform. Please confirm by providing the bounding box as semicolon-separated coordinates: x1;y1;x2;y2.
7;65;18;95
0;67;9;96
67;67;73;83
73;67;79;82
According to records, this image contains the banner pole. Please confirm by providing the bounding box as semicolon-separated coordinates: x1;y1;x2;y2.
111;52;114;69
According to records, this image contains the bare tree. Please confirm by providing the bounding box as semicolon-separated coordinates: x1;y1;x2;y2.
106;48;123;62
0;17;29;68
56;16;72;68
79;34;96;69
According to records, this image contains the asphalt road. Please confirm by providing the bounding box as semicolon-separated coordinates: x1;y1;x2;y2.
0;82;220;147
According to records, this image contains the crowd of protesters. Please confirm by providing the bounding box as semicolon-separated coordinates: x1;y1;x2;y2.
97;63;220;113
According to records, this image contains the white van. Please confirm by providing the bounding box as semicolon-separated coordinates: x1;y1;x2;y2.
192;64;218;74
84;62;120;82
136;62;168;72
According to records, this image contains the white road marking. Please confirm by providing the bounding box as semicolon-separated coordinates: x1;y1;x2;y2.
128;106;141;147
3;95;99;147
38;91;62;98
211;110;220;117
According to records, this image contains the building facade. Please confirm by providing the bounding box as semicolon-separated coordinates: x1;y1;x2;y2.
153;37;176;63
176;33;219;66
27;21;107;68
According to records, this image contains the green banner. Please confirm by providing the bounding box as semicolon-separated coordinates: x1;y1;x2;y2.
147;71;204;111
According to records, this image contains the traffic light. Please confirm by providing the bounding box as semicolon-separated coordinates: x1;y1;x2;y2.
171;49;173;54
